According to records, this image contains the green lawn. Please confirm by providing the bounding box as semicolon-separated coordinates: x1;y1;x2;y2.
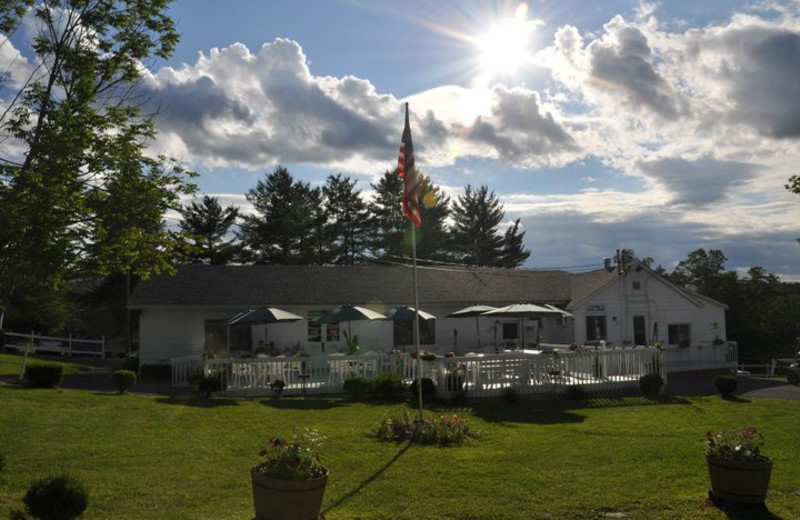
0;353;798;520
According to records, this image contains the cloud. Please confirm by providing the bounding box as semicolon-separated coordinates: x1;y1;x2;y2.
638;157;760;207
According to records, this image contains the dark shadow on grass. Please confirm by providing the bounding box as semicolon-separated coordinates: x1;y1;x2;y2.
155;395;240;407
259;397;348;410
721;394;751;403
469;401;585;425
322;442;411;515
707;495;784;520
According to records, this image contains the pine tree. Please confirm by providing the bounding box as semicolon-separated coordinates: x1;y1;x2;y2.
498;218;531;268
323;174;369;265
450;185;505;266
179;196;239;264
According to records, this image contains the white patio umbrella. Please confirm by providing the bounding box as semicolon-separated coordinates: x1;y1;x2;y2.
318;305;386;337
482;303;564;347
226;307;304;350
446;304;497;350
384;305;437;321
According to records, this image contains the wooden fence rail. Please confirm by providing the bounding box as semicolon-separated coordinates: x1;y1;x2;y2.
3;331;105;358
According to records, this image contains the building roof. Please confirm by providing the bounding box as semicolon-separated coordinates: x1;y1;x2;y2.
128;264;575;308
129;263;729;311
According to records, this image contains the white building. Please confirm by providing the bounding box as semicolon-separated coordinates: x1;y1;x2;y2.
128;262;727;366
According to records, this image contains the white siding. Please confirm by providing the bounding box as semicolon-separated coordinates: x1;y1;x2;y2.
571;271;726;348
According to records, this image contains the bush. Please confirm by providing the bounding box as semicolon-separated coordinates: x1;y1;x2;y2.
502;386;518;403
199;373;224;396
342;377;370;399
109;370;137;393
639;373;663;397
120;354;139;373
23;474;88;520
8;510;26;520
24;364;64;388
566;385;587;401
376;411;475;446
370;372;406;400
714;374;738;396
409;377;436;402
269;379;286;398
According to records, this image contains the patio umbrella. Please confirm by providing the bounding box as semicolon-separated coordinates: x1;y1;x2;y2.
226;307;304;350
385;305;437;321
446;304;497;350
482;303;564;347
318;305;386;337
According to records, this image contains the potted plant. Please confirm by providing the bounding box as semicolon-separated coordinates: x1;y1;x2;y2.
251;428;328;520
705;426;773;504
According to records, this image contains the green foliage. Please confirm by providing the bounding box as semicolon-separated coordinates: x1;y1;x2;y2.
341;330;360;355
0;450;5;472
8;509;26;520
23;474;88;520
369;372;406;400
375;411;475;446
199;373;224;396
566;384;587;400
179;195;240;265
269;379;286;398
706;426;768;462
323;174;369;265
342;376;370;399
109;370;137;393
0;0;195;303
238;166;322;264
254;428;327;480
24;364;64;388
639;373;663;397
409;377;436;402
713;374;738;396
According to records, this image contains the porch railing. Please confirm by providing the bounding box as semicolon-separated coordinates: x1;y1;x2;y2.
172;349;667;399
3;331;105;358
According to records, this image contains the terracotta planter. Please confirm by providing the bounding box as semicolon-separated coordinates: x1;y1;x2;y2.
706;455;773;504
251;467;328;520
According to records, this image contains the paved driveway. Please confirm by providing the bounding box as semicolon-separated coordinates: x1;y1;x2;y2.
666;371;800;399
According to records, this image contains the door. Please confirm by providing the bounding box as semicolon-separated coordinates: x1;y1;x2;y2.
633;315;646;346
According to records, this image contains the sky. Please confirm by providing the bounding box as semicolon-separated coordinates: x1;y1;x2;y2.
4;0;800;279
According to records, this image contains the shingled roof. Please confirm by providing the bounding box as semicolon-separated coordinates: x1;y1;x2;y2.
128;264;576;308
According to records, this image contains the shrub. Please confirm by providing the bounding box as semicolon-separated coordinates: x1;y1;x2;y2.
120;354;139;373
409;377;436;402
24;364;64;388
109;370;137;393
714;374;738;396
342;377;370;399
23;474;88;520
502;386;518;403
199;372;224;396
269;379;286;398
639;373;663;397
8;509;26;520
566;385;587;401
444;370;464;392
370;372;406;400
376;411;475;446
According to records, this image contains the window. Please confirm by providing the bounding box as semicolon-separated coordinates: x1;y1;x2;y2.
633;316;646;345
308;311;339;343
393;319;435;346
502;322;518;341
668;324;691;347
585;315;606;341
205;320;251;352
632;280;642;290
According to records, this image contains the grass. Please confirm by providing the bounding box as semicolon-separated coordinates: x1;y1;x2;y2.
1;353;798;519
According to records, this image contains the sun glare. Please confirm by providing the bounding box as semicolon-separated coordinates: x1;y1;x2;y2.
476;4;536;77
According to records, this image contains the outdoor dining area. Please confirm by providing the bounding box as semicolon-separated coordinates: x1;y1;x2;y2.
168;302;668;399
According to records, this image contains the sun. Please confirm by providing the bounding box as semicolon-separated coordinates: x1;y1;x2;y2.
475;4;537;77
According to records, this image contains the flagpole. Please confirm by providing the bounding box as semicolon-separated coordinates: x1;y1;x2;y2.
411;223;423;420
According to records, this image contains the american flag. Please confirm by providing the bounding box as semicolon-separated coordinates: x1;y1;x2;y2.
397;102;421;227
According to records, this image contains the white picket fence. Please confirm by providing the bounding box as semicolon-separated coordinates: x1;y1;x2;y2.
3;331;105;358
660;341;738;373
172;349;667;399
